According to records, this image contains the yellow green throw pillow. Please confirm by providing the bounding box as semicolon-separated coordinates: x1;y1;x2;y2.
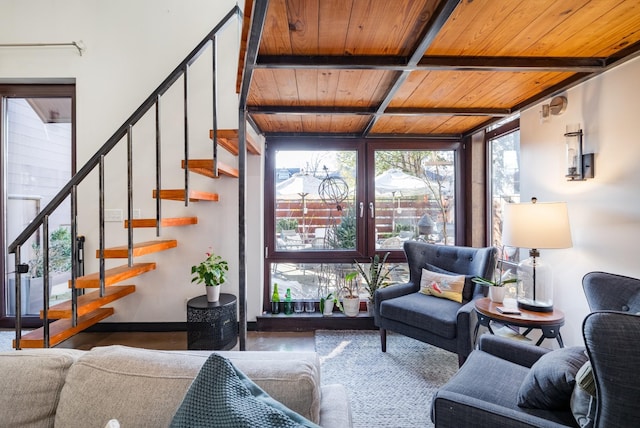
419;268;466;303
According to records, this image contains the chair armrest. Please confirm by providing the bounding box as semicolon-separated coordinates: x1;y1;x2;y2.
375;282;418;306
478;335;550;368
455;300;479;362
432;390;568;428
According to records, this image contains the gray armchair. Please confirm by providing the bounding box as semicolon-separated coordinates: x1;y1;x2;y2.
582;271;640;312
374;241;496;366
431;271;640;427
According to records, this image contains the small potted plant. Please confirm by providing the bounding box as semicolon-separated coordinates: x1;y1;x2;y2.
339;272;361;317
191;249;229;303
354;252;394;314
320;292;341;316
471;255;517;303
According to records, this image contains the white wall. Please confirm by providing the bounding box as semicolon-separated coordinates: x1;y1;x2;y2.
520;56;640;347
1;0;265;323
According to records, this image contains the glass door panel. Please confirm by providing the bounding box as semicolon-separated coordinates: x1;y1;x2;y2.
274;149;357;252
3;97;72;316
373;149;456;249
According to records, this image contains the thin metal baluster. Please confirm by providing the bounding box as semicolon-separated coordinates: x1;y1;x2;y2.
42;216;50;347
99;155;105;296
127;125;134;267
71;185;78;327
212;37;218;177
183;67;190;206
155;95;162;237
14;248;22;350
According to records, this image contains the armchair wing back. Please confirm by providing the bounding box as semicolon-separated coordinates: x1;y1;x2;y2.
583;311;640;427
375;241;496;366
582;271;640;313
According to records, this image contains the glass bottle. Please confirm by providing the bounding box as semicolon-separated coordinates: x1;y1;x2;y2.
271;283;280;314
284;288;293;315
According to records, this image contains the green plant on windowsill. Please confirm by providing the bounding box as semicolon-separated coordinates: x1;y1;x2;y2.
353;252;394;304
319;292;342;314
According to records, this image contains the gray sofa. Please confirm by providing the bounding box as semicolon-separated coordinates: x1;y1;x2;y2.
0;345;352;428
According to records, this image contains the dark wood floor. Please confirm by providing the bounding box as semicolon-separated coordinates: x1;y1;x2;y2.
54;330;316;352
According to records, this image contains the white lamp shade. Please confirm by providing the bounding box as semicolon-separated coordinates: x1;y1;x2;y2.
502;201;572;249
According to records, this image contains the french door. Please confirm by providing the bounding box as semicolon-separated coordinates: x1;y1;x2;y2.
0;84;75;326
264;138;463;312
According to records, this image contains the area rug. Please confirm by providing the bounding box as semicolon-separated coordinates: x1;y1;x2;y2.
315;330;458;428
0;330;17;351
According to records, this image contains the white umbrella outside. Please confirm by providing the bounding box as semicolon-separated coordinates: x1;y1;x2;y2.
374;169;429;231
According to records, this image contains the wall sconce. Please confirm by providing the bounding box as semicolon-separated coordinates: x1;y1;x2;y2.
540;96;567;120
564;124;594;180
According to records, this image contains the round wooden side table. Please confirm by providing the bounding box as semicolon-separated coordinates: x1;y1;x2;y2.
187;293;238;350
474;297;565;347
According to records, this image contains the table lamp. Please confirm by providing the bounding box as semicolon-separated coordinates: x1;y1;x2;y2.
501;197;572;312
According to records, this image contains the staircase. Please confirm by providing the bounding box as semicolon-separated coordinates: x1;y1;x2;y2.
9;6;259;349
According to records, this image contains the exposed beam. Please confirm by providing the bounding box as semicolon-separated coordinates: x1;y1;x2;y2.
256;54;605;72
361;0;462;136
248;105;510;117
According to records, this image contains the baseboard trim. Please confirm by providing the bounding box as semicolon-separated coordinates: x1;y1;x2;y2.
83;321;259;333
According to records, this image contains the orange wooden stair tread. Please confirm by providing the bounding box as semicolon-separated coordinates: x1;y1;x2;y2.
14;308;115;348
97;239;177;258
181;159;239;179
125;217;198;228
153;189;219;202
44;285;136;319
73;262;156;288
209;129;260;156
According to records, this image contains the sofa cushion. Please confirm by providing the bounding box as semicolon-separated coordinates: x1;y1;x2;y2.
379;293;460;338
419;268;465;303
170;353;319;427
0;349;82;428
55;345;207;428
517;346;588;410
54;346;322;427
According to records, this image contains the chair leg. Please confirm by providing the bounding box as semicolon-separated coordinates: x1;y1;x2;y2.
380;328;387;352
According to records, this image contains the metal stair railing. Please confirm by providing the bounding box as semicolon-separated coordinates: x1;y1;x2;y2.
8;5;241;349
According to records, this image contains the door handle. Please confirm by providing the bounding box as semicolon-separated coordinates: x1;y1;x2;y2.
359;202;364;218
369;202;375;219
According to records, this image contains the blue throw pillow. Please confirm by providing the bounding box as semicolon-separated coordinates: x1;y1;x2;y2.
517;346;588;410
170;353;320;428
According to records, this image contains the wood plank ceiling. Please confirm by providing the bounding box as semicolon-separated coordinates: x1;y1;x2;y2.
240;0;640;138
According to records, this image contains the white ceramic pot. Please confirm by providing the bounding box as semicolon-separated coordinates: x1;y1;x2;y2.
489;286;506;303
342;297;360;317
323;299;335;316
206;285;221;303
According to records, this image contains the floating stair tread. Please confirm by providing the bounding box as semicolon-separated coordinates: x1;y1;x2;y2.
125;217;198;228
14;308;115;348
73;262;156;288
181;159;239;179
153;189;219;202
209;129;260;156
97;240;177;259
44;285;136;319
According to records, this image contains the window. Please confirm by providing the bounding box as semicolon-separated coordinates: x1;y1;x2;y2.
265;138;462;311
487;117;520;261
0;84;75;326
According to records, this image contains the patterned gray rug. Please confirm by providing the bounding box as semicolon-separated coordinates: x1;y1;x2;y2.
315;330;458;428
